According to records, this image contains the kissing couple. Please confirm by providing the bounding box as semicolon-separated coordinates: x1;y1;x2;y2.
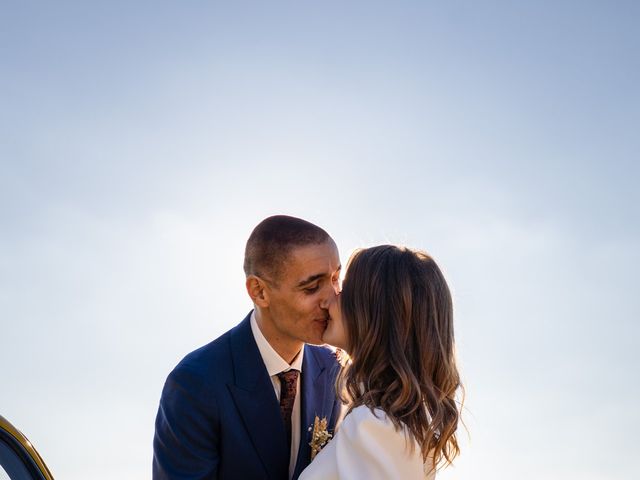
153;215;462;479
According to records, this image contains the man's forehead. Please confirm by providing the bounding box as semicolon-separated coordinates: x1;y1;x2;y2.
285;242;340;277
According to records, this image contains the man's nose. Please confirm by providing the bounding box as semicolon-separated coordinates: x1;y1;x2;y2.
320;285;339;309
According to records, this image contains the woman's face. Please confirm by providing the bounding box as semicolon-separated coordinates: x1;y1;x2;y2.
322;293;349;352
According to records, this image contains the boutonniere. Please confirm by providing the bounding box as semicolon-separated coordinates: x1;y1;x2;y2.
308;415;332;461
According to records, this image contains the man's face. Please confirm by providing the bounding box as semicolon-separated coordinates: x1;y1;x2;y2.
265;240;341;346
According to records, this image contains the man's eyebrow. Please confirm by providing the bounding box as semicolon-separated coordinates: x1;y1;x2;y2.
296;266;341;288
296;274;325;288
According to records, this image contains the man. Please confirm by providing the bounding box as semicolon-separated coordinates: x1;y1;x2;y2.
153;215;343;480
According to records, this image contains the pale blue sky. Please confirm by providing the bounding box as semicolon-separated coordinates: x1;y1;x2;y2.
1;2;638;479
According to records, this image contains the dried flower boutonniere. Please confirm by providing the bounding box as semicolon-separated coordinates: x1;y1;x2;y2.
308;415;332;461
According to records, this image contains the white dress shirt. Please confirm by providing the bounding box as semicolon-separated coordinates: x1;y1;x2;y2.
298;405;436;480
250;311;304;480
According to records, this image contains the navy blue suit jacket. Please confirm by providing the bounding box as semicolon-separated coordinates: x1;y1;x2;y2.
153;312;342;480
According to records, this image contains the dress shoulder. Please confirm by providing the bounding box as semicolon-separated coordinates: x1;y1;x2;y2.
300;405;436;480
334;406;428;479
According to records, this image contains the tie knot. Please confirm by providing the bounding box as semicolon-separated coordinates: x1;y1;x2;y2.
277;369;299;386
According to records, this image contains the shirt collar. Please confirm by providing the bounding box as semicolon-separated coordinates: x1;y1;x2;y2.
250;310;304;377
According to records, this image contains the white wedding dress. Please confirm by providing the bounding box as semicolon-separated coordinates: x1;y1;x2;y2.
299;405;436;480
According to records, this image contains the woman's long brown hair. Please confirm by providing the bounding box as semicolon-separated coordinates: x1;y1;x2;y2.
337;245;463;468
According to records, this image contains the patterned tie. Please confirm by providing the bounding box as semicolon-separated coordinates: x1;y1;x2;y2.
277;369;299;453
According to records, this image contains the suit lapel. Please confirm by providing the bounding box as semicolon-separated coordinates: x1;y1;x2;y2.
228;314;289;480
292;346;329;479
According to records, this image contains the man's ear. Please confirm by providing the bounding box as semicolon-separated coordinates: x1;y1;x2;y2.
246;275;270;307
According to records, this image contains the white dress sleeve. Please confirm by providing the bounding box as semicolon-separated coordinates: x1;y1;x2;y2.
299;405;435;480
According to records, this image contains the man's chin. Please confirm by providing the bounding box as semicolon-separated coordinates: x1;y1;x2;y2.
305;324;328;346
305;335;326;346
304;319;328;345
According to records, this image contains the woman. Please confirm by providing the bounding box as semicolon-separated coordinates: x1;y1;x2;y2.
300;245;463;479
